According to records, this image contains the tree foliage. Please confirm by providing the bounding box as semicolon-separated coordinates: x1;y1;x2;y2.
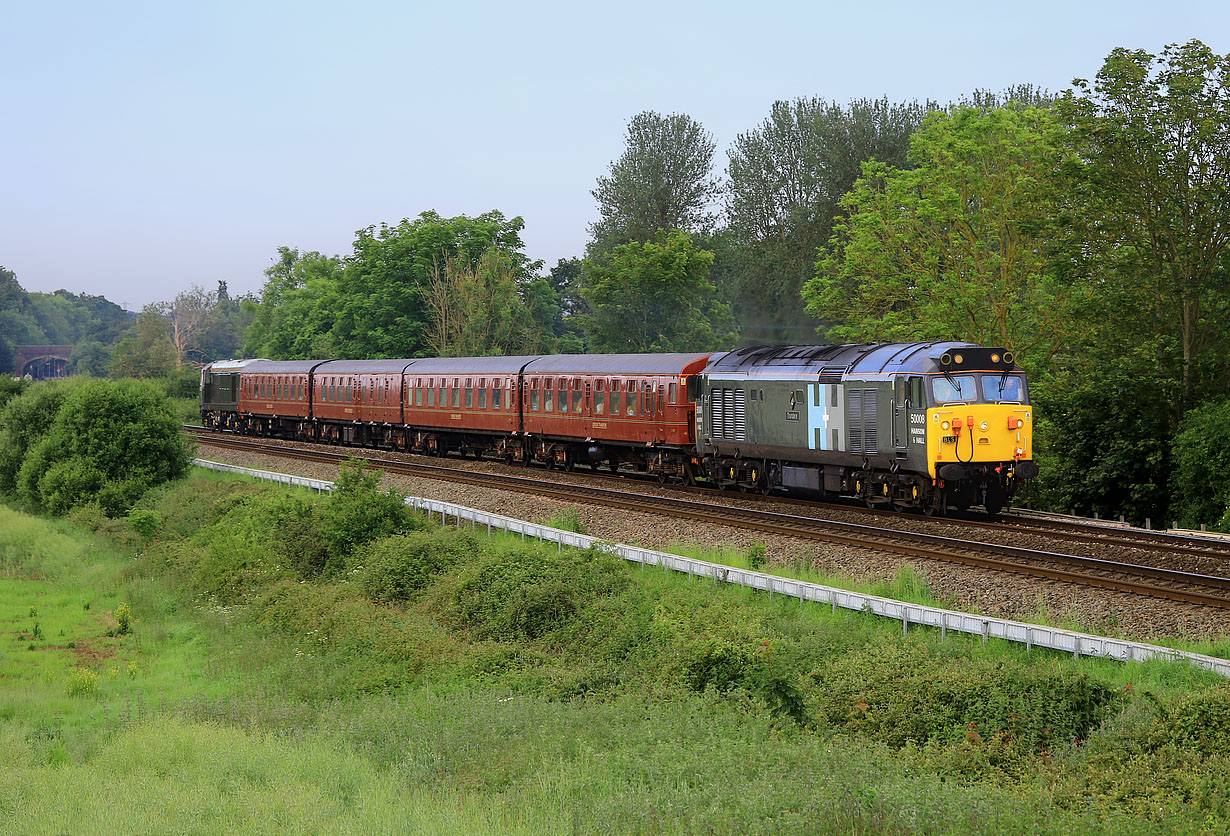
580;229;732;352
108;307;178;379
589;111;719;254
243;211;538;360
423;247;546;357
1170;399;1230;530
1059;39;1230;403
806;104;1069;358
725;97;928;342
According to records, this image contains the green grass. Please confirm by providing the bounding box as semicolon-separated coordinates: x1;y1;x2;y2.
2;471;1230;834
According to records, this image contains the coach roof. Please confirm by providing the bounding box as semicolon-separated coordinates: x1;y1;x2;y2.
524;353;717;375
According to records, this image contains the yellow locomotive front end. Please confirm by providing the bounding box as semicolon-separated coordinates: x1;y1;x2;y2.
923;350;1037;514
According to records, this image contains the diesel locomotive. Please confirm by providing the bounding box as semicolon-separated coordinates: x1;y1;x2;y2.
200;341;1036;515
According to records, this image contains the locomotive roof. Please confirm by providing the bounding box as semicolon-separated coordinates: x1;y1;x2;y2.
524;353;717;375
203;358;267;372
705;342;1012;377
242;359;332;374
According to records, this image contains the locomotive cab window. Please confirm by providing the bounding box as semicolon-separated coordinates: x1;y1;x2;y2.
931;375;977;404
983;374;1026;403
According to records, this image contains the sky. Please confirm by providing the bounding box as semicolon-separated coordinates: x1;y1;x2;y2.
2;0;1226;311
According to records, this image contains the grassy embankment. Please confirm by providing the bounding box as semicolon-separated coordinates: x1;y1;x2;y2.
3;465;1230;835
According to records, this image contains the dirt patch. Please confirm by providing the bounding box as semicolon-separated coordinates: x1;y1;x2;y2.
69;638;117;666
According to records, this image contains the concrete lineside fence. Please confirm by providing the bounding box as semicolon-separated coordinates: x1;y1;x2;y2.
195;459;1230;679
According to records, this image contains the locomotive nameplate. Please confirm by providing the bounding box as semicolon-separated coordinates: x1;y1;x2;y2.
785;411;800;422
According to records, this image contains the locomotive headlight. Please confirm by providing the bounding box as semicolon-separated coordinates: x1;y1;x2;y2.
979;421;988;432
941;420;950;431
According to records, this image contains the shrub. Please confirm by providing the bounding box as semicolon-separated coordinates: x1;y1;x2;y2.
446;544;629;642
0;378;84;496
126;509;163;540
358;530;472;602
682;638;758;692
9;379;190;516
745;543;767;571
808;639;1121;750
1157;682;1230;755
280;460;422;577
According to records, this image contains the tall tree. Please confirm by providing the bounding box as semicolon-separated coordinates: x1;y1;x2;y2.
423;247;544;357
725;97;928;342
588;111;720;254
580;229;732;352
244;247;344;359
805;104;1069;358
157;284;215;367
1059;39;1230;403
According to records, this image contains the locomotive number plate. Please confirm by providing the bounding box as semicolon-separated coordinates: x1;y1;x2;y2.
785;411;799;422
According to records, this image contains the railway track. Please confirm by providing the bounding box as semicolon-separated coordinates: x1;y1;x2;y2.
190;428;1230;611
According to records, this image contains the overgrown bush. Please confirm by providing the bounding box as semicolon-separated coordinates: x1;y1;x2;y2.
4;378;190;516
808;638;1121;750
1156;681;1230;755
0;377;83;496
276;460;421;577
357;529;470;602
445;544;629;641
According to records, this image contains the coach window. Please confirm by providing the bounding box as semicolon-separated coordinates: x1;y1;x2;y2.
572;380;583;412
558;378;568;412
625;381;636;416
451;379;460;408
423;378;433;407
465;378;473;409
642;382;651;415
478;378;487;409
594;380;605;415
530;378;540;410
541;378;552;412
669;382;678;404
